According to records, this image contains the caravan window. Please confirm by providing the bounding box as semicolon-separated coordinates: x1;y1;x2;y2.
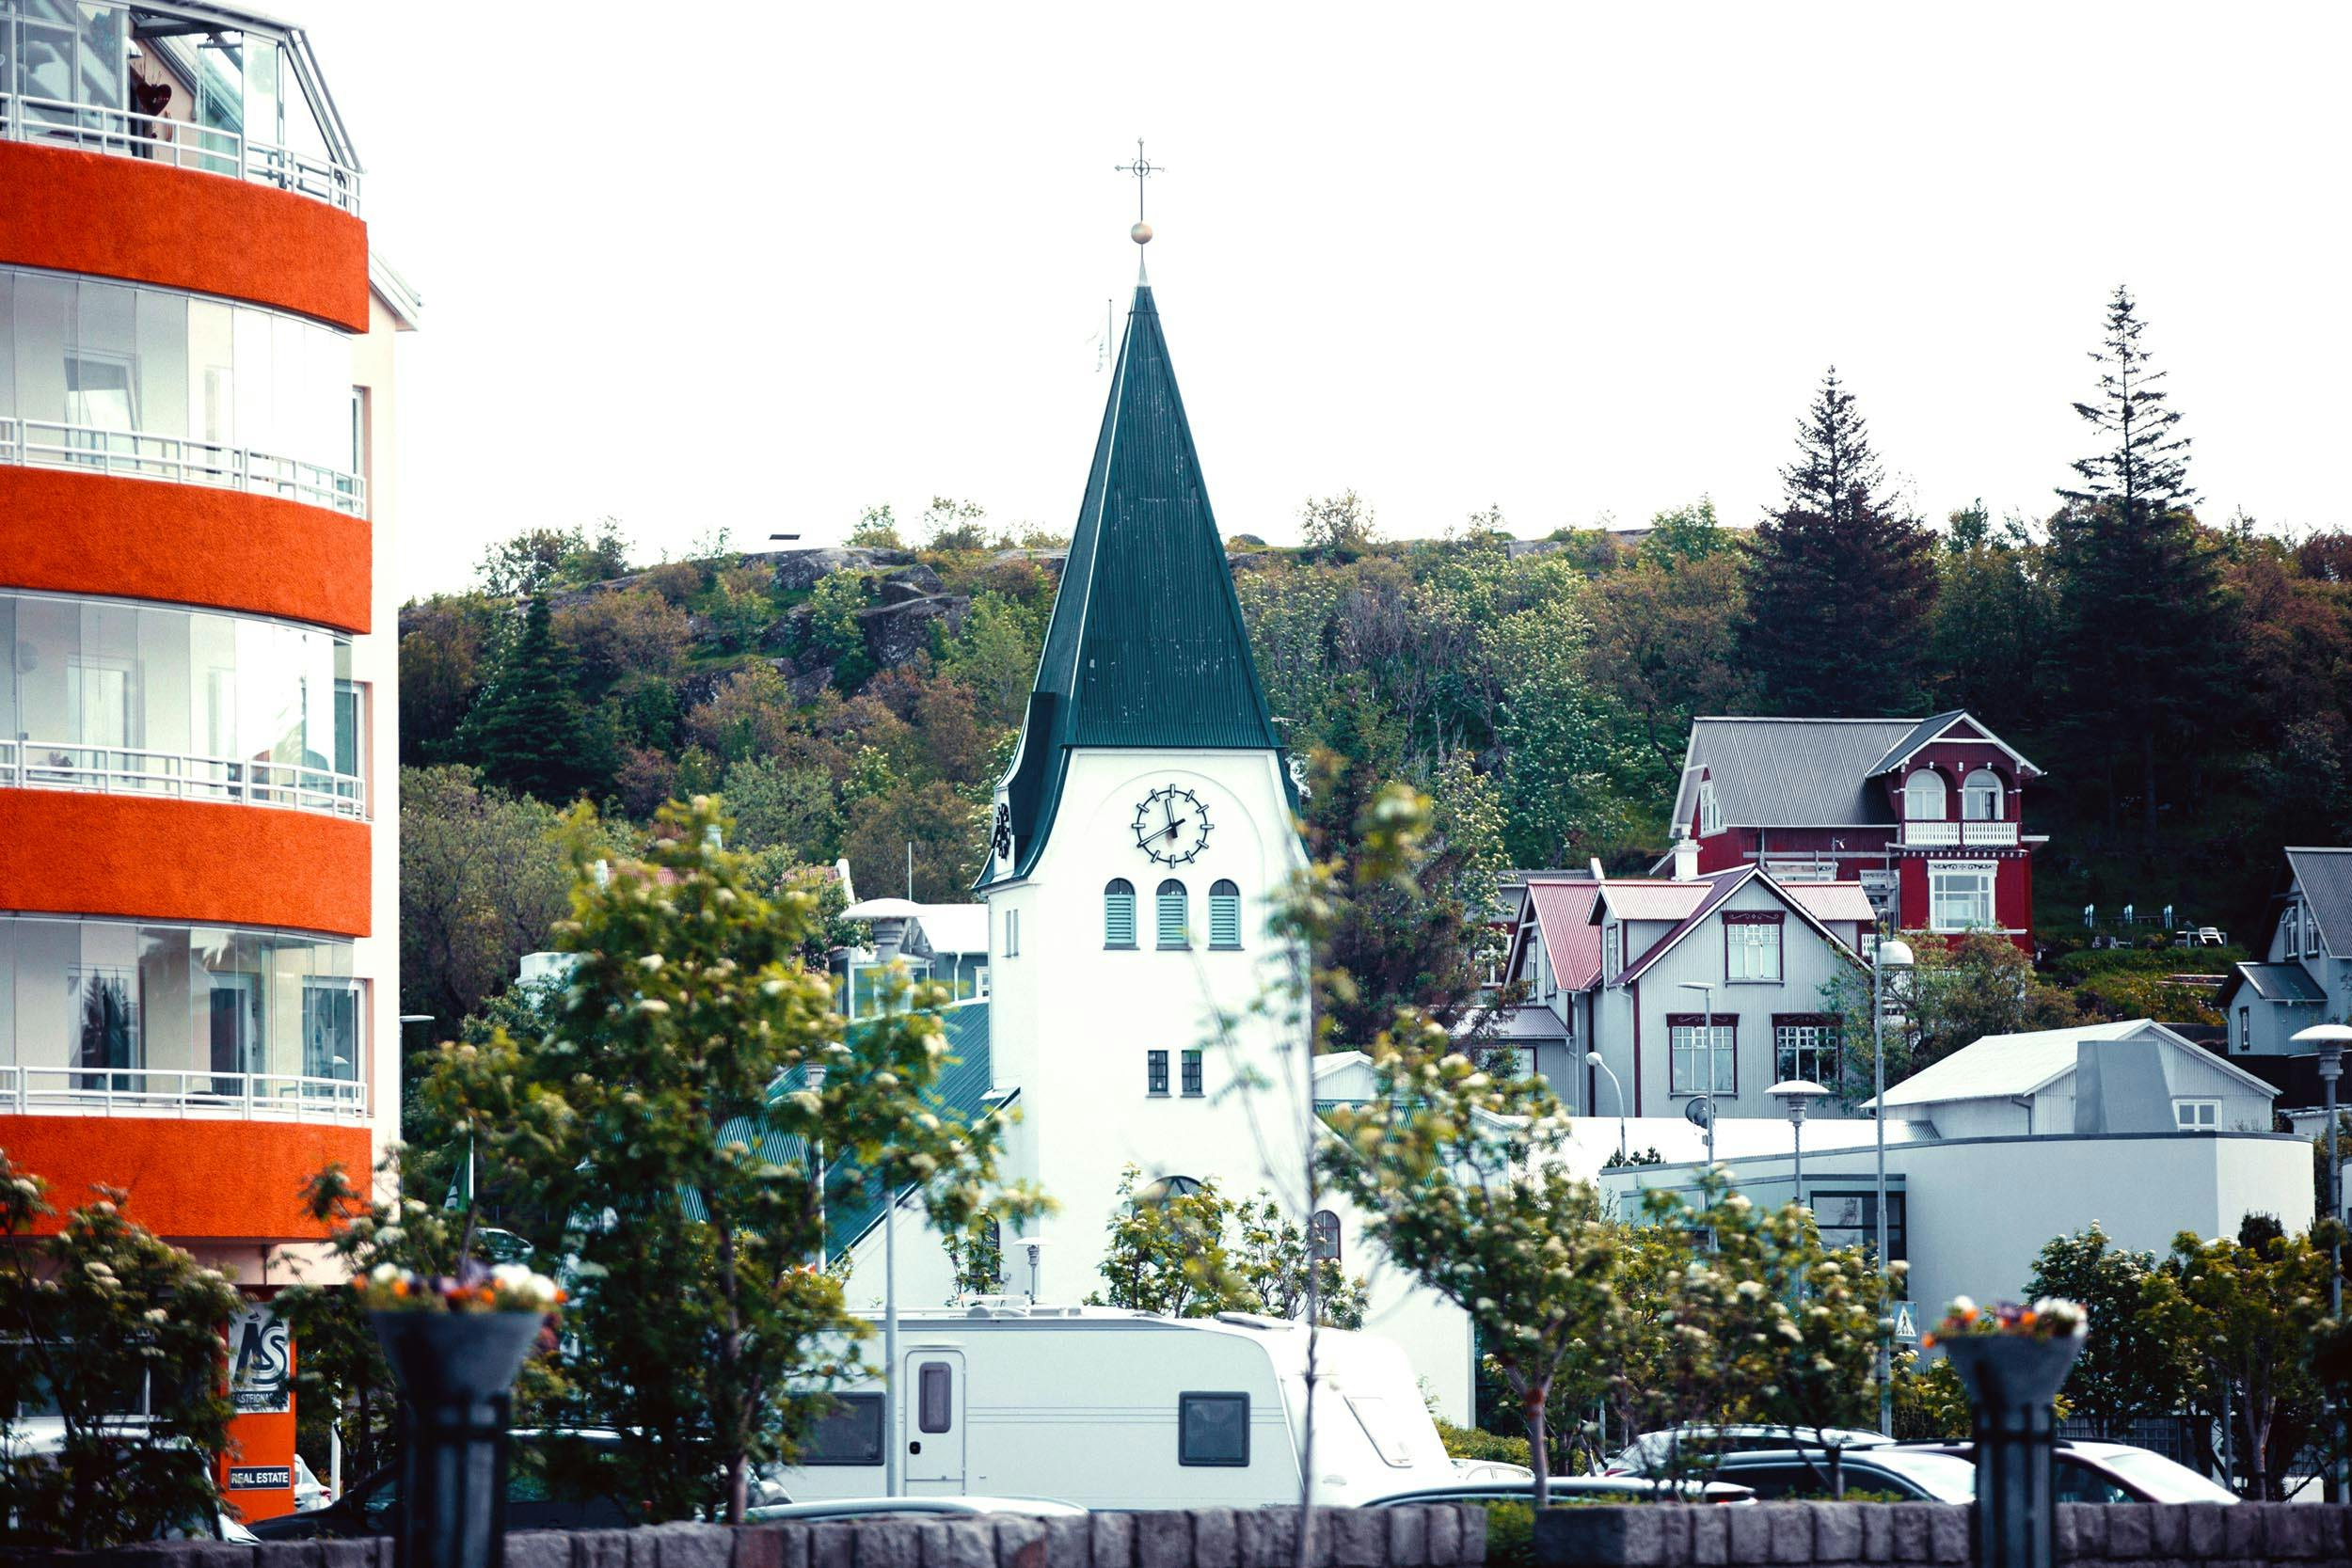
917;1362;953;1433
801;1393;885;1465
1343;1394;1417;1467
1178;1392;1250;1466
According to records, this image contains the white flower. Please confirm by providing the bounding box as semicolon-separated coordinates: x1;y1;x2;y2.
634;998;671;1016
375;1227;405;1247
369;1262;402;1284
143;1307;169;1323
638;954;665;971
1736;1280;1766;1299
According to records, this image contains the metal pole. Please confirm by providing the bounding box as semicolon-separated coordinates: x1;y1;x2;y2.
2328;1051;2344;1502
1875;952;1892;1436
1704;993;1716;1195
884;1185;901;1497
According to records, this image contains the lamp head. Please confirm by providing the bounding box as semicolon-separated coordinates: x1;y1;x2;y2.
1878;938;1915;969
1584;1051;1604;1068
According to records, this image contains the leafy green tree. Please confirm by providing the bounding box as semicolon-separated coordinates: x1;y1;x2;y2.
805;572;872;669
552;587;692;694
397;766;575;1026
1584;510;1753;765
1824;932;2079;1101
1321;1021;1617;1505
704;564;778;654
423;797;1038;1522
847;503;904;549
1087;1169;1365;1327
398;592;501;765
477;519;631;599
841;779;980;902
938;591;1046;727
721;756;845;861
456;594;602;801
1926;507;2057;733
1298;489;1381;561
922;496;989;553
1738;368;1939;715
0;1157;243;1549
2023;1224;2191;1438
1492;606;1645;866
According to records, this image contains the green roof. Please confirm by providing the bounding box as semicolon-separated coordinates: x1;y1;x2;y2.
703;1000;994;1259
984;280;1282;887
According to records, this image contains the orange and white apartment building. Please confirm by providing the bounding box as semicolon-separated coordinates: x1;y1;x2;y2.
0;0;407;1519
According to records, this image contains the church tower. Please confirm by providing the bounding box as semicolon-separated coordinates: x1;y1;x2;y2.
976;269;1312;1294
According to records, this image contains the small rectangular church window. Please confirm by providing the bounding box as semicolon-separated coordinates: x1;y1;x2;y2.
1147;1050;1169;1096
1181;1049;1203;1098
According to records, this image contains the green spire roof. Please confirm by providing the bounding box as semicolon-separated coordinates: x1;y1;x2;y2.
985;281;1281;885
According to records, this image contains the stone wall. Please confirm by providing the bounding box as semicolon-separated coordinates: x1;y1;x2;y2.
0;1506;1486;1568
1533;1501;2352;1567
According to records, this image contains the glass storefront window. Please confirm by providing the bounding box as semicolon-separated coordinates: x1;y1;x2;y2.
0;265;357;510
0;915;359;1093
0;590;363;815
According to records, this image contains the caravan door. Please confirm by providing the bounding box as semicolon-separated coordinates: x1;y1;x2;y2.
902;1351;967;1494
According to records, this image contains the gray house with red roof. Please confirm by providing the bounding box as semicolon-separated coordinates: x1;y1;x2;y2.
1667;711;2043;947
1500;842;1876;1121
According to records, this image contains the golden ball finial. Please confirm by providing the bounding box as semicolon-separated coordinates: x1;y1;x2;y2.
1131;221;1153;245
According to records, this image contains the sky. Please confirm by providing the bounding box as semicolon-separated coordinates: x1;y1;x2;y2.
299;2;2352;603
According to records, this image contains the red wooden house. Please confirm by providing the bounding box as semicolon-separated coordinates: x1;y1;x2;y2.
1665;711;2042;946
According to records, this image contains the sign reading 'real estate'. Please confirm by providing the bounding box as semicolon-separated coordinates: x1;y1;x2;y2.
229;1303;292;1416
227;1465;294;1491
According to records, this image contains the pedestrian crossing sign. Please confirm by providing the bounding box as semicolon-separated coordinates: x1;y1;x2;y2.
1893;1301;1919;1343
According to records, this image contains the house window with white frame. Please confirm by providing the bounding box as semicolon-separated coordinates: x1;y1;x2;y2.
2284;904;2300;960
1903;769;1947;820
2173;1098;2218;1131
1698;778;1723;835
1961;768;2003;822
1668;1017;1736;1096
2308;907;2324;959
1774;1015;1841;1085
1929;861;1997;932
1724;913;1782;982
2235;1007;2250;1053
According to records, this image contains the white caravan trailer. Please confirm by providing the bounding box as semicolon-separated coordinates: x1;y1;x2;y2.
768;1305;1457;1509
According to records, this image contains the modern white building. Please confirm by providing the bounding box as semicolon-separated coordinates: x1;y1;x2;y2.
1866;1018;2280;1136
818;263;1474;1418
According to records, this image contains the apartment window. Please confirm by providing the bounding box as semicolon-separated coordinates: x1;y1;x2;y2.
1104;879;1137;948
2174;1099;2219;1131
1667;1017;1736;1096
1774;1016;1841;1085
1146;1050;1169;1097
72;965;139;1091
207;971;262;1092
1962;768;2004;821
1929;862;1997;932
1724;912;1783;982
1813;1191;1905;1262
802;1393;885;1465
1180;1049;1204;1098
1697;778;1723;835
2235;1007;2251;1054
1156;880;1188;949
1209;881;1242;949
302;979;360;1084
1178;1393;1251;1466
1903;769;1947;820
1308;1210;1342;1263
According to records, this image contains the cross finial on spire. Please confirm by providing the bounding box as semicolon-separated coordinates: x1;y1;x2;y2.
1114;137;1158;245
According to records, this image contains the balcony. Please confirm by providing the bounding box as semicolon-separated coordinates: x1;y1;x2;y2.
1;417;365;519
0;1064;366;1122
0;2;361;217
0;737;365;819
1901;819;2019;847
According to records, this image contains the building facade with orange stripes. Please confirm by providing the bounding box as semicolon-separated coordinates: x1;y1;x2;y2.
0;0;407;1520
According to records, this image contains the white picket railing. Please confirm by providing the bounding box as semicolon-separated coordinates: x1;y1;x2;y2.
0;737;366;819
0;416;366;518
0;1063;368;1121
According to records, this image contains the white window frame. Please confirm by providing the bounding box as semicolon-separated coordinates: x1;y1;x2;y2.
1697;779;1723;835
2235;1007;2250;1053
1725;918;1783;984
1668;1023;1736;1096
2284;904;2300;960
1774;1020;1840;1085
2172;1098;2218;1131
1903;769;1947;821
1929;860;1998;933
1003;908;1020;958
1961;768;2003;822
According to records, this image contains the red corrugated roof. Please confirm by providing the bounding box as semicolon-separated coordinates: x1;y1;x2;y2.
1525;879;1604;990
1596;880;1714;924
1616;871;1753;984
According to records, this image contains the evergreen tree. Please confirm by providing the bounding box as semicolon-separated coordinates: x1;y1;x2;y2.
2046;288;2229;835
455;594;599;801
1738;369;1938;715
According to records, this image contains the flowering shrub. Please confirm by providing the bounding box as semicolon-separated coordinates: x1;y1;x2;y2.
355;1259;565;1314
1920;1294;2088;1346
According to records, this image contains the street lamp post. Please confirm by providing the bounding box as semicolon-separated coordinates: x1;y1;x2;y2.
2294;1022;2352;1501
1769;1078;1833;1304
1679;981;1719;1195
1871;936;1915;1437
1585;1050;1628;1161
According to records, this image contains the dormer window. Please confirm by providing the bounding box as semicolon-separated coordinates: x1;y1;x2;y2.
1961;768;2003;822
1903;768;1947;821
2285;904;2300;960
1697;779;1723;835
2307;904;2324;959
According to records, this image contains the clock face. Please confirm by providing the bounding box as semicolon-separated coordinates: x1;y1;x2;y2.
1133;784;1211;866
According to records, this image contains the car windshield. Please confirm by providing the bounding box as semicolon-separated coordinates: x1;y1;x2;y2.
2090;1448;2238;1504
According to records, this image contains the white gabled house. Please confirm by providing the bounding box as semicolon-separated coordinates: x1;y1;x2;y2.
1864;1017;2280;1136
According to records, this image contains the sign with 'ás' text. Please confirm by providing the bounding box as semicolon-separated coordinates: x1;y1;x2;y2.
229;1304;292;1415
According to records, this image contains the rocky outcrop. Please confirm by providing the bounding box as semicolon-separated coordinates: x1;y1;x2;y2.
857;594;966;668
767;546;912;592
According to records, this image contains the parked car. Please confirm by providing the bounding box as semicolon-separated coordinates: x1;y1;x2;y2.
1707;1448;1977;1503
1601;1425;1894;1477
251;1430;639;1539
1363;1479;1756;1507
1898;1441;2238;1505
766;1306;1459;1509
747;1497;1087;1523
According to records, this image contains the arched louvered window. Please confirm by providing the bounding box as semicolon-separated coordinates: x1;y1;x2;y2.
1209;880;1242;948
1156;879;1189;948
1104;879;1136;948
1309;1210;1342;1264
1903;768;1947;820
1962;768;2004;822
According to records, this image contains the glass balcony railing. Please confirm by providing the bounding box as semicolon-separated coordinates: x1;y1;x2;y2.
0;1;361;216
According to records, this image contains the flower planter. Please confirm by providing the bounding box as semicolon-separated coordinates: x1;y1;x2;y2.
371;1311;546;1568
1940;1335;2085;1568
